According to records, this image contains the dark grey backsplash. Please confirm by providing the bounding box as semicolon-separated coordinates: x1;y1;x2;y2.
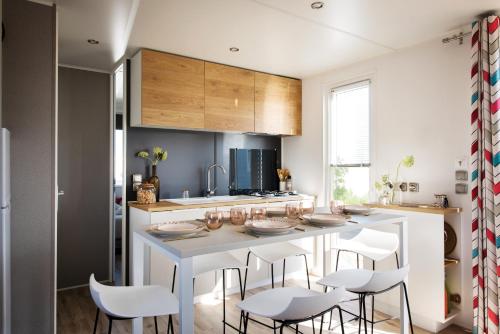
126;128;281;199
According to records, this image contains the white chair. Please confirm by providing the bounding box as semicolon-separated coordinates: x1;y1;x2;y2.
243;242;311;297
334;228;399;333
334;228;399;271
171;252;246;333
238;286;346;334
317;266;414;334
89;274;178;334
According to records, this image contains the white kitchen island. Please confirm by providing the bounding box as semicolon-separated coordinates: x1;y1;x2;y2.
131;211;409;334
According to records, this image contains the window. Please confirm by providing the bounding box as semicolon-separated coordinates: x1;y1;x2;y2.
329;80;370;204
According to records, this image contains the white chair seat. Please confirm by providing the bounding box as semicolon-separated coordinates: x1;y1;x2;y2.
193;252;246;276
90;275;178;319
336;229;398;262
317;269;373;291
238;287;345;321
249;242;310;264
317;266;410;294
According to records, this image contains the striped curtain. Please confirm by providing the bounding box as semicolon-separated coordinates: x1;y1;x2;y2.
471;15;500;334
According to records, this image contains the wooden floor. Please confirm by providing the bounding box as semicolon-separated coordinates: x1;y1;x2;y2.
57;279;468;334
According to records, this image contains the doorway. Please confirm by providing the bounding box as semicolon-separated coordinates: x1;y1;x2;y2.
111;63;126;286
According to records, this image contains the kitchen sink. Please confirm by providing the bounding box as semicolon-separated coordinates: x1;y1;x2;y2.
166;195;254;205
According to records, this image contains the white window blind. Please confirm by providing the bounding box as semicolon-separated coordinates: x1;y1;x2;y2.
330;80;370;167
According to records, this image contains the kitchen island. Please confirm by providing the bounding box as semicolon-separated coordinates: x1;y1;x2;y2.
131;210;409;334
129;195;313;302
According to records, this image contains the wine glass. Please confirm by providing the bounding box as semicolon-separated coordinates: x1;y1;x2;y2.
230;207;247;225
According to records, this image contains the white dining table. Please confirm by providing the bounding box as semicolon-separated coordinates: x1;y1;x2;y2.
132;211;409;334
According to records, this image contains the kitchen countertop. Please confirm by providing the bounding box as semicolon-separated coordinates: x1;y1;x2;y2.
129;195;308;212
365;203;462;215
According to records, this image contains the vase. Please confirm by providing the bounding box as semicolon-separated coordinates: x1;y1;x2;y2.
148;165;160;202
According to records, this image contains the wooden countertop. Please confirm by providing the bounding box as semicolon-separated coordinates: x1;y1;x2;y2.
364;203;462;215
129;195;306;212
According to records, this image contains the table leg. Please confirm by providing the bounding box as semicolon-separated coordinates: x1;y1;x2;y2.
398;219;409;334
179;257;194;334
322;234;332;277
132;233;145;334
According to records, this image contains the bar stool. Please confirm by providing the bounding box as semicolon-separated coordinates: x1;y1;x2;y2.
243;242;311;297
171;252;246;333
317;266;414;334
238;286;346;334
89;274;178;334
333;228;399;332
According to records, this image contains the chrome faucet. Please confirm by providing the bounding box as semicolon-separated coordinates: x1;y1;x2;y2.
206;163;226;197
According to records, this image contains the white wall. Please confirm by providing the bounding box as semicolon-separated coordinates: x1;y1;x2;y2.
283;37;472;328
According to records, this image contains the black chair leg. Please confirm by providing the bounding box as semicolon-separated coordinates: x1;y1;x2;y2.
335;250;342;272
172;265;177;293
362;296;368;334
302;254;311;289
93;308;99;334
236;268;244;332
242;251;251;299
154;316;159;334
395;253;400;269
358;296;363;334
402;283;415;334
372;260;375;334
282;259;286;287
319;315;324;334
107;317;113;334
222;269;226;334
169;314;174;334
338;307;346;334
243;312;250;334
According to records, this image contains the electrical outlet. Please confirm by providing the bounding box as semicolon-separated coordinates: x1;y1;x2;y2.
455;156;468;170
400;182;408;192
409;182;419;192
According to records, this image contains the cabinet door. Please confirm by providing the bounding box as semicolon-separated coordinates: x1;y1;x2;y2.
255;73;302;136
141;50;205;129
204;62;255;132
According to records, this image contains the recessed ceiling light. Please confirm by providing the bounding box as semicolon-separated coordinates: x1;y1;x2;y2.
229;47;239;52
87;39;99;45
311;1;324;9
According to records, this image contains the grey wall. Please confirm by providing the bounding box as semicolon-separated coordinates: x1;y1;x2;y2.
2;1;56;333
57;67;110;289
126;128;281;200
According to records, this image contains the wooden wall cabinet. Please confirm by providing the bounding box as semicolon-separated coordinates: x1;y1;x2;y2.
204;62;255;132
131;49;205;129
131;49;302;136
255;73;302;136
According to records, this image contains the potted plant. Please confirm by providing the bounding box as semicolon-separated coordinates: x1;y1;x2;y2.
374;155;415;204
136;146;168;201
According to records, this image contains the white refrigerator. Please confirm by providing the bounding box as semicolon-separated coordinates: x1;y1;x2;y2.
0;129;10;334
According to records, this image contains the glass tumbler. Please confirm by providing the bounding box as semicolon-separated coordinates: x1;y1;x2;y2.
205;211;223;230
285;202;302;219
250;207;267;220
301;200;315;215
230;207;247;225
330;200;345;215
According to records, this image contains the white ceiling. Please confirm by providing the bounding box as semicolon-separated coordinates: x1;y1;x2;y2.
56;0;500;78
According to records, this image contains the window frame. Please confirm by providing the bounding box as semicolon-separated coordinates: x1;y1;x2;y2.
324;77;375;205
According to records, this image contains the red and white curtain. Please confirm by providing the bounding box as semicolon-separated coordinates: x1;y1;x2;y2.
471;15;500;334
